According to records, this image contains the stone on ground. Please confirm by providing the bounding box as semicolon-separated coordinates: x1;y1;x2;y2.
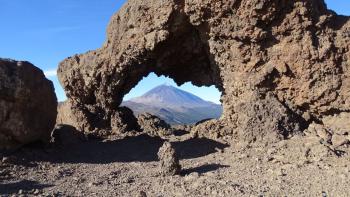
157;141;181;176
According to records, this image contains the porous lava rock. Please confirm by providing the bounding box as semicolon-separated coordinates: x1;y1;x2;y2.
0;59;57;149
51;125;86;147
58;0;350;144
157;141;181;176
57;101;139;136
137;113;173;137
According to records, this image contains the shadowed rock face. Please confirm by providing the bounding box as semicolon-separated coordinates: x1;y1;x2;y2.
57;0;350;143
0;59;57;149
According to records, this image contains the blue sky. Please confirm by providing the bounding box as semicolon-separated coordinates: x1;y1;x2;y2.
0;0;349;104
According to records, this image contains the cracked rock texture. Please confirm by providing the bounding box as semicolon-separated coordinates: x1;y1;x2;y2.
0;59;57;149
58;0;350;143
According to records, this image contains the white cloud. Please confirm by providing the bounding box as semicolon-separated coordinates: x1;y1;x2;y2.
44;69;57;78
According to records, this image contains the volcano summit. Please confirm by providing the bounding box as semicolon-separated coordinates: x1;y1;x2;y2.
122;85;223;125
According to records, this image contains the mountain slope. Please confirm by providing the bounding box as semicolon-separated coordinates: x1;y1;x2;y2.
122;85;222;125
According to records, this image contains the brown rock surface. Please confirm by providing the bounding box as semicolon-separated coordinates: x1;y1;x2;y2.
305;112;350;149
57;101;139;136
51;125;86;146
137;113;173;137
56;101;80;129
0;59;57;149
157;141;181;176
58;0;350;143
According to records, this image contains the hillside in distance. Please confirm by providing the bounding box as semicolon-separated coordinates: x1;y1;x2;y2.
121;85;223;125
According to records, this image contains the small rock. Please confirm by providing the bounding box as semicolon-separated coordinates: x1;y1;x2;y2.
2;156;17;164
33;189;40;195
334;130;349;136
302;111;311;122
322;191;328;197
276;169;286;176
126;178;134;183
2;157;10;163
238;154;248;159
184;172;199;181
331;134;349;148
206;172;216;177
73;177;79;181
206;186;212;192
267;148;276;155
215;147;224;153
190;172;199;177
264;155;274;162
138;191;147;197
316;128;332;143
157;142;181;176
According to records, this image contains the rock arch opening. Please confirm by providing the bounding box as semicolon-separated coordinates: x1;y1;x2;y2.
57;10;227;136
58;0;350;143
121;72;223;126
109;17;224;109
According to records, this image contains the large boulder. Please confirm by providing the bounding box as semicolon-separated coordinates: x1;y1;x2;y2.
58;0;350;144
0;59;57;149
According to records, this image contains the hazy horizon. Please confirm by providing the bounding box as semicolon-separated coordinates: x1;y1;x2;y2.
0;0;349;103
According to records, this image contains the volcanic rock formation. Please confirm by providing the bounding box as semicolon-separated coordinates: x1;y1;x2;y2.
58;0;350;143
157;141;181;176
137;113;173;137
0;59;57;149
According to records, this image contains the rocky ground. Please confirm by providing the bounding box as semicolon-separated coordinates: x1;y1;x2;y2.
1;0;350;196
1;130;349;197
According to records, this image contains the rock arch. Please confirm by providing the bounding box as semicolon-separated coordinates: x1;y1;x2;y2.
58;0;350;143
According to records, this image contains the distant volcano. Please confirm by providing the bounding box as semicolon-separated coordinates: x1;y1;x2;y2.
121;85;223;125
